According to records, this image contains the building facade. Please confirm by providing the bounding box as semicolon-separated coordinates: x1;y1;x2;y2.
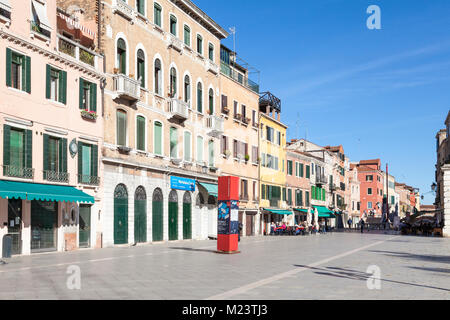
356;159;384;217
0;0;104;255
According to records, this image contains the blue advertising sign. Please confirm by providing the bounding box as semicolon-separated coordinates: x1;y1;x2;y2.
170;176;196;191
217;200;239;235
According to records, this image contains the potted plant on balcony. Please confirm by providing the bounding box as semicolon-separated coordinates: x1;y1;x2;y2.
244;154;250;163
81;109;98;121
113;68;119;74
224;150;231;159
222;107;229;114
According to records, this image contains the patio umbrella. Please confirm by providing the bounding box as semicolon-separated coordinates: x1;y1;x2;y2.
314;207;319;229
307;208;312;227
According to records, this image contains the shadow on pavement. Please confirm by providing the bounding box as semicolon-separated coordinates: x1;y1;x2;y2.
169;247;217;254
368;250;450;264
293;265;450;292
407;266;450;274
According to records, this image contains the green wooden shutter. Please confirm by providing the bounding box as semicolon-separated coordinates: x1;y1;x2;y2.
137;116;146;151
43;134;49;178
78;141;83;180
59;70;67;104
154;122;162;155
60;138;67;173
138;0;144;14
25;129;32;169
79;78;84;109
91;144;98;177
3;125;11;166
6;48;12;87
90;82;97;112
45;65;51;99
25;56;31;93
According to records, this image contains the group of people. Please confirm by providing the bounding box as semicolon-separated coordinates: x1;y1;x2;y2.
270;220;328;235
348;217;366;233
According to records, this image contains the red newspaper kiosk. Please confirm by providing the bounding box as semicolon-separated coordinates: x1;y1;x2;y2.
217;176;240;254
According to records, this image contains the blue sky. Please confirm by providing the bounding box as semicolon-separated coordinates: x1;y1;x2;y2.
194;0;450;205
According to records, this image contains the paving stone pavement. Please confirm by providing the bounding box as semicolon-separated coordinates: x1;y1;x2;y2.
0;233;449;300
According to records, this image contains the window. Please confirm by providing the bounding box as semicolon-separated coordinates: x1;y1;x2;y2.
208;43;214;61
196;136;203;163
184;25;191;46
137;49;145;88
117;38;127;74
6;49;31;93
366;175;373;181
169;67;177;97
79;78;97;112
208;88;214;114
197;35;203;55
306;165;310;178
296;190;303;206
3;125;32;178
221;135;228;155
253;181;257;200
154;121;163;155
277;131;281;145
252;110;257;127
170;15;177;36
368;202;373;209
368;188;372;195
233;139;238;158
287;160;293;175
240;180;248;199
184;131;192;161
136;116;146;151
136;0;145;15
31;0;51;38
252;146;258;164
46;65;67;104
287;189;292;205
233;101;238;118
197;82;203;113
43;134;67;181
242;105;246;120
116;110;127;146
184;75;190;106
208;140;214;167
78;142;98;184
221;94;228;113
170;127;178;159
154;59;162;95
154;3;162;27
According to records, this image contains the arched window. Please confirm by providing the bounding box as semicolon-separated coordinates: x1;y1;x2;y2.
183;191;192;204
170;15;177;36
117;38;127;74
169;190;178;203
184;75;190;106
137;49;145;88
154;58;162;95
208;88;214;114
154;121;163;155
136;115;145;151
197;82;202;113
116;109;127;146
170;67;177;98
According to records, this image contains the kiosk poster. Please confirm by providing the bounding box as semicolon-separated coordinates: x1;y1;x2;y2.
218;200;230;235
230;200;239;235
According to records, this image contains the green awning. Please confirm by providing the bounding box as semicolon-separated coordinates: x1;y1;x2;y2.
0;180;95;203
264;209;293;215
198;182;218;197
313;205;336;218
294;208;308;213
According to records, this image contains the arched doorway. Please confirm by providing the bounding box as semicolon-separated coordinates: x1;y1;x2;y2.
134;186;147;243
114;184;128;244
152;188;163;241
169;190;178;241
183;192;192;240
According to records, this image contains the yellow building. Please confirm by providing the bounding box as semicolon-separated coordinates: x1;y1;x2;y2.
258;92;290;234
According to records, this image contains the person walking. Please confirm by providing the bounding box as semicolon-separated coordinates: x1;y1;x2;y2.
360;218;365;233
238;222;243;241
348;218;353;230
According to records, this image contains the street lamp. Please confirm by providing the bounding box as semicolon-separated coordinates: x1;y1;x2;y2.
431;182;437;192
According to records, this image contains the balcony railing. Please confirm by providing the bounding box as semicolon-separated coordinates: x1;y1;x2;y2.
206;115;224;135
330;183;337;192
316;174;327;186
112;0;135;21
168;35;183;52
43;171;69;183
168;99;189;121
78;174;100;186
57;35;97;68
206;60;219;75
113;74;141;101
220;61;259;94
3;165;34;179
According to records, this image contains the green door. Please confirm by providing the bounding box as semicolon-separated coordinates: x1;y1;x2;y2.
169;190;178;241
183;192;192;240
114;184;128;245
79;205;91;248
134;186;147;243
152;188;163;241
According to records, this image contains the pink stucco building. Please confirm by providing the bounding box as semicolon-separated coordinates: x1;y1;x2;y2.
0;1;104;255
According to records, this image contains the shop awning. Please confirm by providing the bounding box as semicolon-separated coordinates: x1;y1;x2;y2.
313;205;336;218
0;180;95;204
264;209;293;215
294;208;308;213
197;182;218;197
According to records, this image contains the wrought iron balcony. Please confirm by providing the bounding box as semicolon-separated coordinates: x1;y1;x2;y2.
57;35;97;68
111;0;135;21
168;99;189;121
316;174;327;186
113;74;141;101
78;174;100;186
206;115;224;137
3;165;34;179
168;35;183;52
43;171;69;183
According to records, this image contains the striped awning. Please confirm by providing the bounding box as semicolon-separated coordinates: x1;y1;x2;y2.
264;209;293;215
57;12;96;39
197;182;218;197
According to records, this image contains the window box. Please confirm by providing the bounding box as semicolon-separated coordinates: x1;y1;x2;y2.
117;146;131;154
171;158;182;166
81;109;97;121
209;166;218;172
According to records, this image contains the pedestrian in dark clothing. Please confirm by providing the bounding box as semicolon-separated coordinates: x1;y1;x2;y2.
348;218;353;230
238;223;243;241
360;219;365;233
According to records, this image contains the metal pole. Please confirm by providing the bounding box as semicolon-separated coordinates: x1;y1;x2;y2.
386;163;389;228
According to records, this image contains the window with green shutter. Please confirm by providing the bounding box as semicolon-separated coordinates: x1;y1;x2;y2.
261;184;266;200
6;49;31;93
154;121;162;155
136;116;146;151
300;163;304;177
184;25;190;46
170;127;178;159
306;165;310;178
154;3;162;27
136;0;145;15
208;43;214;61
288;189;292;205
170;15;177;36
3;125;32;178
116;110;127;146
78;142;98;185
197;82;202;113
46;65;67;104
79;78;97;112
137;49;145;88
305;191;310;207
197;35;203;55
196;135;203;163
184;131;191;161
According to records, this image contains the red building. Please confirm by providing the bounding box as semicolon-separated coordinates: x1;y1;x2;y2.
356;159;384;217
